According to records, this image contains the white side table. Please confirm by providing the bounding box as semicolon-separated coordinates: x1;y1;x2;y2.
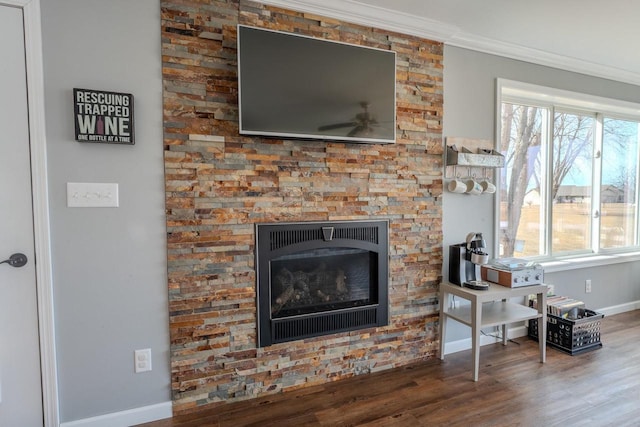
439;282;547;381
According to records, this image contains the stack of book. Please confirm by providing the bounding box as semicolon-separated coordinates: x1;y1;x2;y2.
546;296;585;318
529;295;586;318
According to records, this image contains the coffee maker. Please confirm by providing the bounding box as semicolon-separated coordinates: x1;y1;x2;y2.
449;232;490;290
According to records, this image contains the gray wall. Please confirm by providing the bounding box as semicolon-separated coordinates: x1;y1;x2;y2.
35;1;640;419
443;45;640;341
41;0;170;422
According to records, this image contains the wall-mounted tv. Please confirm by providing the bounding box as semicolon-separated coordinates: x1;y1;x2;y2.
237;25;396;144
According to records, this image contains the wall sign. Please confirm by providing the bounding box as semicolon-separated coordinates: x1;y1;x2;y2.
74;88;135;144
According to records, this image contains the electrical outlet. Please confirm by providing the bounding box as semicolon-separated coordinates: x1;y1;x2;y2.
585;279;592;293
134;348;152;373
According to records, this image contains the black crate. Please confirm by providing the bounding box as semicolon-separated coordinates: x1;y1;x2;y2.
528;308;603;355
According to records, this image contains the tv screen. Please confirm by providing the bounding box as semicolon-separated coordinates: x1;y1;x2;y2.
237;25;396;144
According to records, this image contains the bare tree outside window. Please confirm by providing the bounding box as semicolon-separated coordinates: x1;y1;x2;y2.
499;103;544;257
499;96;640;259
551;111;594;254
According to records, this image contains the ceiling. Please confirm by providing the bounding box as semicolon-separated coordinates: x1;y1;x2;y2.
264;0;640;86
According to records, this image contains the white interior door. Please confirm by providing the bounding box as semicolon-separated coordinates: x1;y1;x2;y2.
0;4;45;426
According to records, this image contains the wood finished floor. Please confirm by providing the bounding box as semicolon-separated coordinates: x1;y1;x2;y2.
139;310;640;427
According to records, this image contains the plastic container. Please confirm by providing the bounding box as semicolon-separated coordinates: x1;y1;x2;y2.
528;308;603;355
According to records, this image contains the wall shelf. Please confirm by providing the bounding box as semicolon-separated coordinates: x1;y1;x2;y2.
444;137;505;181
446;145;505;168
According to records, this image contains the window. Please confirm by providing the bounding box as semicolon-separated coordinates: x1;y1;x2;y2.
497;80;640;261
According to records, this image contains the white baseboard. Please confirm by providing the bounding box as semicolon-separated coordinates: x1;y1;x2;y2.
596;300;640;317
443;301;640;355
60;401;172;427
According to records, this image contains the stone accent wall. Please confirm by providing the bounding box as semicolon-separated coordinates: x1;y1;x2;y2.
162;0;444;414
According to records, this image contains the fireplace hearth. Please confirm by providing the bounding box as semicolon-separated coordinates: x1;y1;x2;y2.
256;220;389;347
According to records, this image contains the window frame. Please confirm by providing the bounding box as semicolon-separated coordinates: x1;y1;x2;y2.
495;79;640;271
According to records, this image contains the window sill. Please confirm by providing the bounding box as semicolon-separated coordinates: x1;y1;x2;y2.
541;252;640;273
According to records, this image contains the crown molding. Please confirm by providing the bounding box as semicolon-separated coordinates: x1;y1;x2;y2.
258;0;640;87
448;32;640;87
257;0;458;41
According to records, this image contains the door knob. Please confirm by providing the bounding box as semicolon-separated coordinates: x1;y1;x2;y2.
0;253;28;268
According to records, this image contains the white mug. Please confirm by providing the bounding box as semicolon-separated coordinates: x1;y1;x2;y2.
480;180;496;194
465;179;483;195
448;179;467;193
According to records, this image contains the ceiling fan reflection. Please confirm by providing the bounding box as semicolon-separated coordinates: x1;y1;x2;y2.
318;101;382;137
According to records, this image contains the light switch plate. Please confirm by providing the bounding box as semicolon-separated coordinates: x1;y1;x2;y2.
67;182;119;207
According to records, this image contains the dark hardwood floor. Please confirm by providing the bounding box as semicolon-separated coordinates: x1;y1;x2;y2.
139;310;640;427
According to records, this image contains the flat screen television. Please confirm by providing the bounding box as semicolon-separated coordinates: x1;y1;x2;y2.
237;25;396;144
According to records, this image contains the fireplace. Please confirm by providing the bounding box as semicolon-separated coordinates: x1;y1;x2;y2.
256;220;389;347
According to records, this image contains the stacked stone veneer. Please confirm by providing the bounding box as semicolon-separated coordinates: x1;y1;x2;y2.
162;0;444;414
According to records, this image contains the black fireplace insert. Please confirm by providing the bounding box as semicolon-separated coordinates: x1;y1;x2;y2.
256;220;389;347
